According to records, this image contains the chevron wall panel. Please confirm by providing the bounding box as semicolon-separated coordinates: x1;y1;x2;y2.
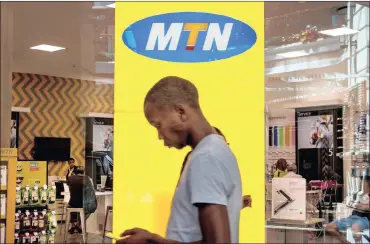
12;73;114;176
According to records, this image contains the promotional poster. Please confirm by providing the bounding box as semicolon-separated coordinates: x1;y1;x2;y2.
114;2;264;243
92;119;114;152
16;161;47;187
271;177;306;221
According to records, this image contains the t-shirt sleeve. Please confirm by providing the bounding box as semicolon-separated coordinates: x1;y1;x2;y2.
188;152;232;206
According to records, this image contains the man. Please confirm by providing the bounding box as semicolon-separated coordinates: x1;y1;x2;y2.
67;166;97;233
283;164;302;178
178;126;251;208
66;158;78;181
118;76;242;244
325;177;370;244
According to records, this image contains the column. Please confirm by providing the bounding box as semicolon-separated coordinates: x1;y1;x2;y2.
0;3;13;148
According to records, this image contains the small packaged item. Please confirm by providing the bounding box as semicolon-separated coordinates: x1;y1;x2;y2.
30;232;38;244
31;186;39;205
16;186;22;206
0;223;5;244
0;194;6;218
15;213;21;233
48;229;56;244
22;232;30;244
22;186;30;205
23;210;31;231
47;186;56;204
38;231;47;244
38;210;46;231
31;210;38;230
14;233;20;244
49;211;57;230
39;185;48;205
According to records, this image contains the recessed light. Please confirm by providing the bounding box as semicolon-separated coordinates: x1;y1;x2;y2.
319;27;358;36
30;44;66;52
277;51;309;58
106;3;115;8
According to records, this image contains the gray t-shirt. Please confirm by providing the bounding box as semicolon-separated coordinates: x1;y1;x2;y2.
166;134;242;243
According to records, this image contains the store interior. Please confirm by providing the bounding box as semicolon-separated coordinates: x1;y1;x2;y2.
0;1;369;244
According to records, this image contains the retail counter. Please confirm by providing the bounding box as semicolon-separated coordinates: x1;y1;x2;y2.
86;191;113;234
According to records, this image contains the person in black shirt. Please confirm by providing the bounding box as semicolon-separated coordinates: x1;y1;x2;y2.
66;158;78;181
326;176;370;244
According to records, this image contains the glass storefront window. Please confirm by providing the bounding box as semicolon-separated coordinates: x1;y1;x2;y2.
265;2;369;243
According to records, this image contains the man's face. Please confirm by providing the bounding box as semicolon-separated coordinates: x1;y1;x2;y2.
144;102;189;149
68;160;75;167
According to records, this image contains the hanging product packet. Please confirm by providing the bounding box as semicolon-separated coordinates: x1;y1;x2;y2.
39;185;48;205
22;186;30;205
16;186;22;206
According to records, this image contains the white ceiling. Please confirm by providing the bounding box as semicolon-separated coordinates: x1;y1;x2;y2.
6;2;366;83
8;2;114;82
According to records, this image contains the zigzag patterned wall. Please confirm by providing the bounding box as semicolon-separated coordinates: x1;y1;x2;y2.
12;72;114;176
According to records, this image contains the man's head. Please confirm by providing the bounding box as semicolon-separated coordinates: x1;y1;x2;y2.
75;166;85;175
144;76;201;149
68;158;75;168
276;158;288;171
287;164;297;173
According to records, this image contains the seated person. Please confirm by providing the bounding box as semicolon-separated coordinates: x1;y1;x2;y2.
326;176;370;244
283;164;302;178
67;166;97;234
273;158;288;178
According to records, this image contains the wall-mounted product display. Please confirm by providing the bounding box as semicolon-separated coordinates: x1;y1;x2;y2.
92;119;113;152
271;177;306;221
0;164;7;189
16;161;47;187
14;209;57;244
15;185;53;207
1;148;17;244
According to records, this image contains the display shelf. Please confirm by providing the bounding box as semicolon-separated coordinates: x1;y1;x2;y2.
15;205;48;211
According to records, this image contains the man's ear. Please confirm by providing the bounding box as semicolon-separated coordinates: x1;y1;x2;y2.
175;104;188;122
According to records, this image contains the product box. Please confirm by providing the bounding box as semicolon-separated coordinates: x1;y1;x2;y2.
0;194;6;218
0;223;5;243
0;165;7;189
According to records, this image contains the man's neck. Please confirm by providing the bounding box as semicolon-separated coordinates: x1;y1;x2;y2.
187;117;214;149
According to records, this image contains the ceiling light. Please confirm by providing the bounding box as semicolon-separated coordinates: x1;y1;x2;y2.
319;27;358;36
30;44;66;52
106;3;115;8
277;51;309;58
